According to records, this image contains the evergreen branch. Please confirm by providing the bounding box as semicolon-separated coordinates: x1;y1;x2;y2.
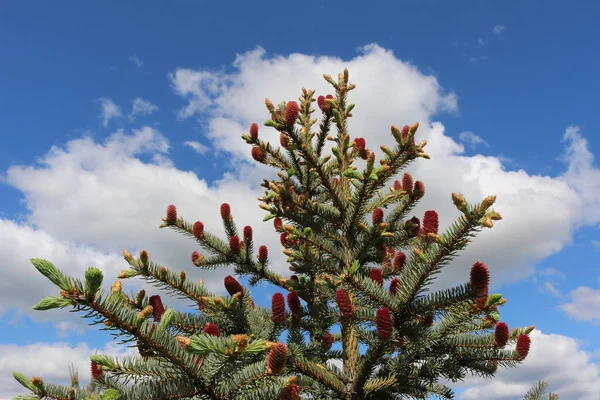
404;213;482;303
58;289;221;399
291;358;346;395
354;342;388;393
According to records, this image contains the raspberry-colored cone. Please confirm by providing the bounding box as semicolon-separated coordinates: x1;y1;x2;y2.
274;217;283;230
393;180;402;191
336;289;355;317
494;322;509;347
353;137;366;152
258;245;268;262
413;181;425;199
272;293;286;323
166;205;177;224
224;275;244;296
280;232;289;247
423;314;434;327
149;295;165;322
317;95;325;110
287;292;301;317
191;251;202;265
332;177;340;186
372;208;384;225
91;361;103;380
249;123;259;141
229;236;241;253
277;383;301;400
376;308;393;340
370;268;384;287
389;278;401;296
267;343;288;375
290;275;299;283
422;210;439;235
251;146;266;162
470;260;490;295
322;332;333;349
402;173;413;194
393;252;407;272
203;323;220;337
243;225;253;242
326;94;334;99
192;221;204;239
285;101;299;126
220;203;231;219
280;133;289;147
516;334;531;358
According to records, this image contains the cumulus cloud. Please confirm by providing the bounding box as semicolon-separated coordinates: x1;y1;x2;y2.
167;45;600;292
0;218;123;331
0;340;138;400
129;97;158;120
560;286;600;324
2;126;285;320
184;140;210;154
96;98;122;127
453;329;600;400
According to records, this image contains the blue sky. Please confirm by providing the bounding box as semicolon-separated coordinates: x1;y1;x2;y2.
1;1;599;399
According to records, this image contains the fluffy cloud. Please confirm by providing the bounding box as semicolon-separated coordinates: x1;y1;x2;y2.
0;218;123;332
0;340;138;400
168;45;600;292
129;97;159;120
454;329;600;400
2;126;289;322
561;286;600;324
96;98;122;127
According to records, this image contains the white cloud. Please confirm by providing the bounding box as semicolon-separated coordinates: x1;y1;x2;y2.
184;140;210;154
167;45;600;292
129;98;158;120
0;218;123;332
560;286;600;324
0;340;138;400
129;54;143;68
96;98;122;128
493;25;506;35
453;329;600;400
459;131;489;149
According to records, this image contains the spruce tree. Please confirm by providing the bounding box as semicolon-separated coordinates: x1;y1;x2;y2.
13;69;540;400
